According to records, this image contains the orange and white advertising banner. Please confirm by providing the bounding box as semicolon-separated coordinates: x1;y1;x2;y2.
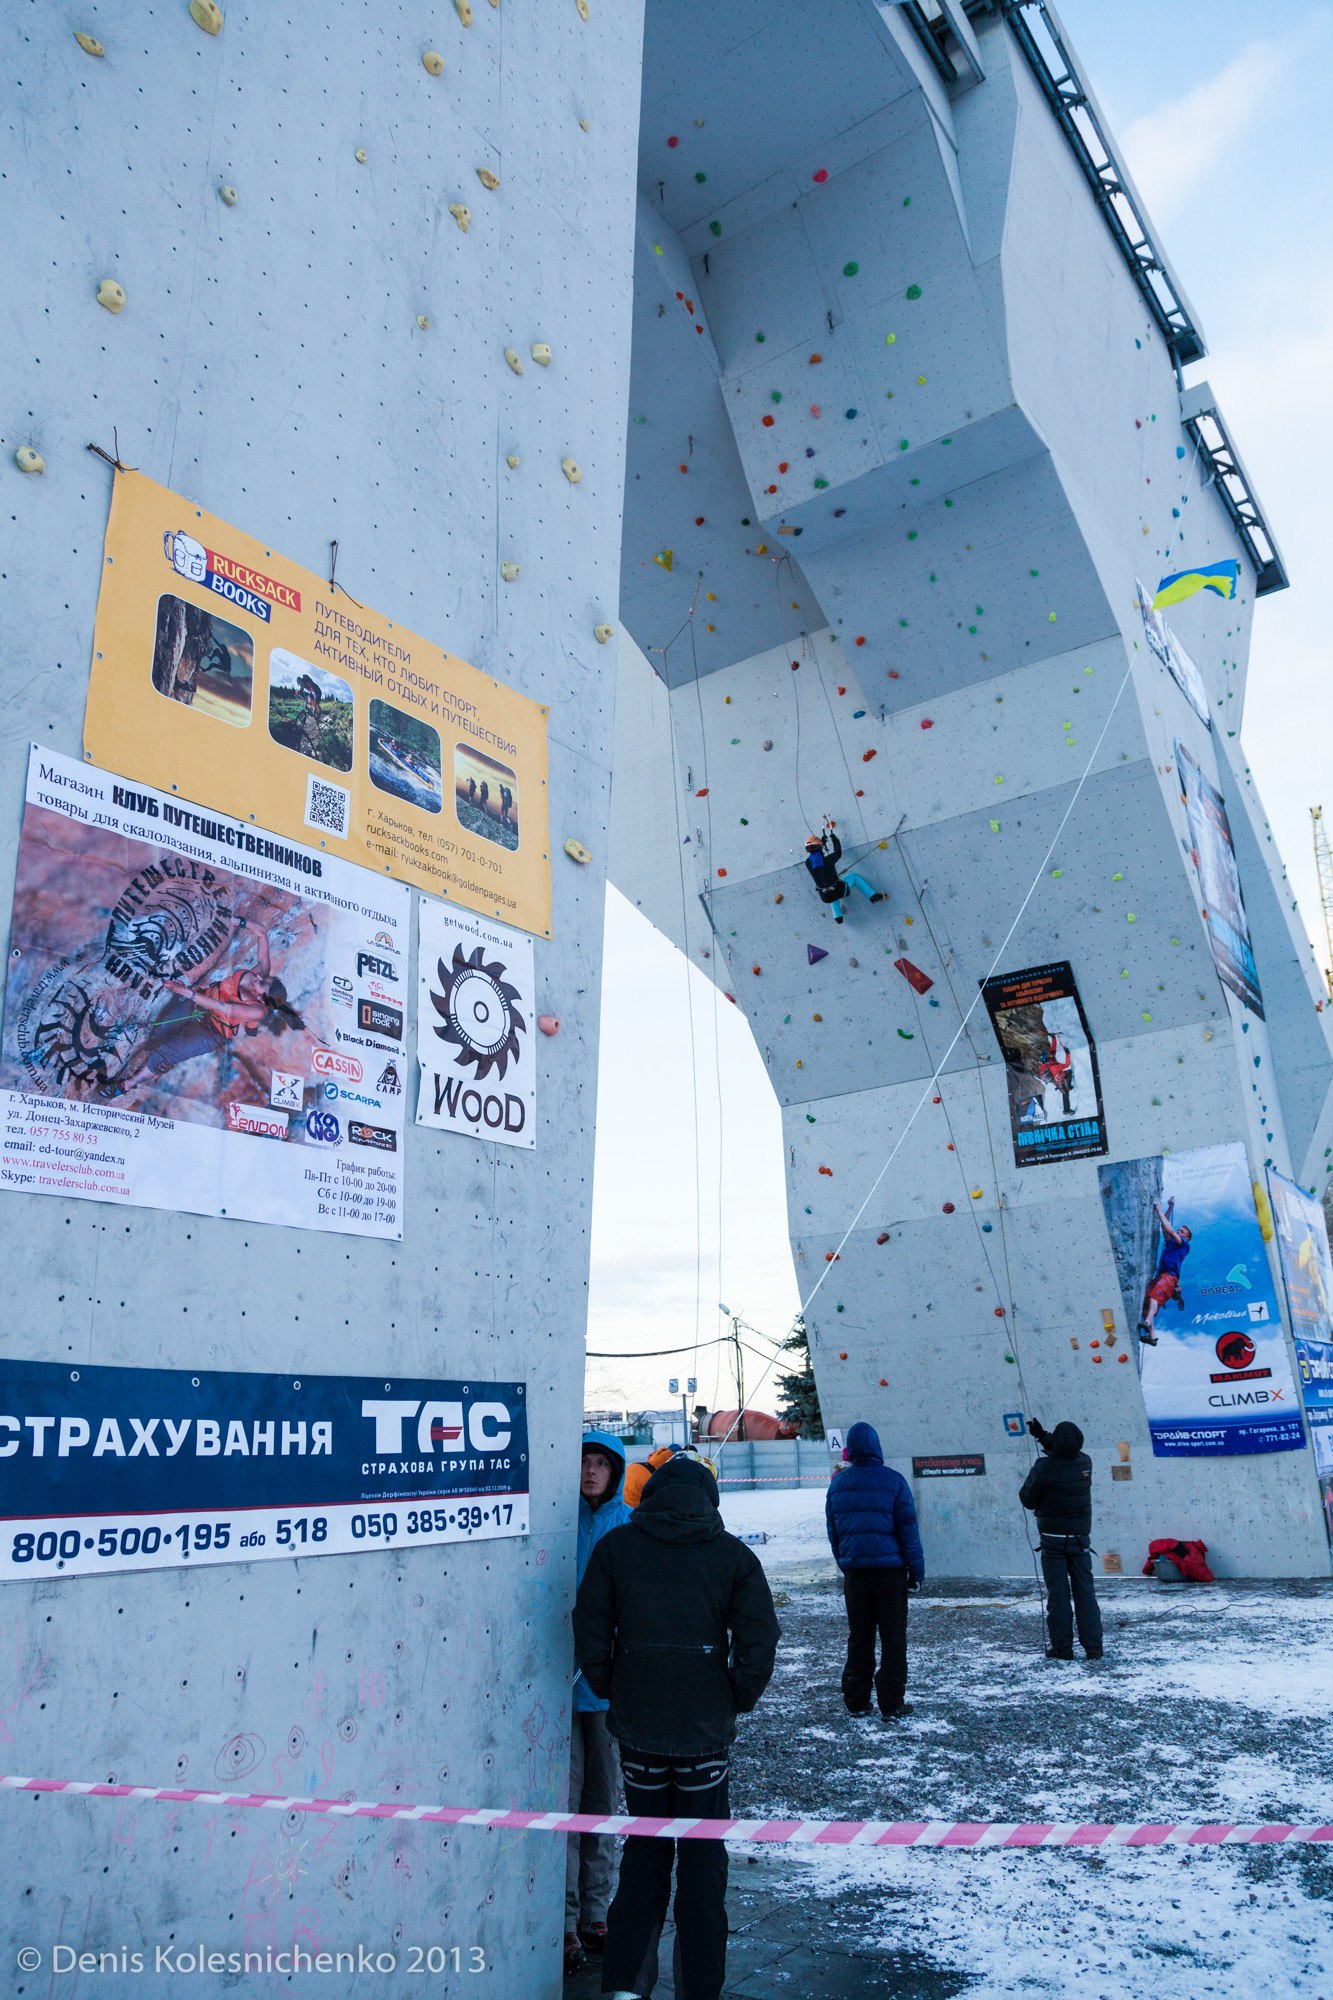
84;472;551;936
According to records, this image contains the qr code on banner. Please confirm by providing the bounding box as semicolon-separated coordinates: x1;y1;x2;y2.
305;772;350;839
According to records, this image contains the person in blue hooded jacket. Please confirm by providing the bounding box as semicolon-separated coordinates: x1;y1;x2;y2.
566;1430;632;1975
825;1422;925;1718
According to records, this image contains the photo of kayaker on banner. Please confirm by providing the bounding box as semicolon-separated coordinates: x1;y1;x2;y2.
367;697;443;814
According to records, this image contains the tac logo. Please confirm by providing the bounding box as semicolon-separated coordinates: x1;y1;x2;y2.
361;1398;512;1456
312;1047;363;1083
1216;1331;1256;1371
357;952;398;983
429;943;526;1082
163;530;301;623
304;1109;341;1146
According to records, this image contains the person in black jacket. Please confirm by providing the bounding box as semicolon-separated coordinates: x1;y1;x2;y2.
1020;1419;1104;1661
804;826;884;924
573;1455;779;2000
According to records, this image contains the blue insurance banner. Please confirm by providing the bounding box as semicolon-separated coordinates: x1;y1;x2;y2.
0;1357;528;1581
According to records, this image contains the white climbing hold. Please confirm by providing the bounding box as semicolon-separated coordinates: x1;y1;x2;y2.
531;342;552;367
416;314;430;330
504;347;524;375
14;446;45;475
561;458;582;484
506;453;521;469
189;0;223;33
219;184;239;205
594;624;614;644
448;203;471;232
74;30;105;56
579;118;590;132
423;49;445;75
96;279;126;314
355;148;368;163
476;167;500;191
455;0;474;22
500;561;521;582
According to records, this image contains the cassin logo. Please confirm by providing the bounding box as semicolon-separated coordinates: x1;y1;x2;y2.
429;943;526;1082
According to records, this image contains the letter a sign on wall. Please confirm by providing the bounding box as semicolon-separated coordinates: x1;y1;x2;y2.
416;902;536;1149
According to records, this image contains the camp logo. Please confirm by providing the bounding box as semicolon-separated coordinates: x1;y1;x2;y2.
312;1047;362;1083
163;530;301;623
377;1059;403;1096
428;943;526;1083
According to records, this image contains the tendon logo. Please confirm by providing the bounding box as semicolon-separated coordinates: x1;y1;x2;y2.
429;944;526;1082
227;1102;289;1140
163;530;301;622
360;1398;512;1458
1216;1331;1255;1372
312;1047;363;1083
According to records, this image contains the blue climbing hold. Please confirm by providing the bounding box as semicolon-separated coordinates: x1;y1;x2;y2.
853;709;866;718
808;944;829;965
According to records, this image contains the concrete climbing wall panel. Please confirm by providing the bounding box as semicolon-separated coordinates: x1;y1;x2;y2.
1;0;643;1987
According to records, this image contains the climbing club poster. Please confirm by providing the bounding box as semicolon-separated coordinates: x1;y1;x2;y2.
1097;1141;1303;1458
0;745;407;1239
82;470;551;936
979;961;1107;1167
416;902;536;1150
1136;576;1210;727
1176;741;1264;1018
1268;1171;1333;1549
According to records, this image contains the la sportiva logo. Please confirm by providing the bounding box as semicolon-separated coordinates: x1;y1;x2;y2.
1216;1331;1256;1372
429;943;526;1082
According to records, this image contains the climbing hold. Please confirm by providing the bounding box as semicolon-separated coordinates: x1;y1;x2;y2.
896;1028;914;1040
575;0;590;20
506;453;521;469
854;635;866;647
981;1222;993;1233
500;561;521;582
886;332;896;345
861;749;877;763
667;135;679;148
531;343;553;366
994;1307;1006;1318
580;118;590;132
905;284;921;300
808;355;823;368
894;959;933;995
853;710;866;719
355;148;368;164
455;0;474;21
942;1202;955;1214
709;220;723;236
812;1012;823;1023
762;414;775;427
717;867;727;878
653;549;674;572
504;348;524;374
818;1166;833;1177
449;203;471;231
843;261;859;277
812;168;828;183
876;1233;889;1246
74;30;105;55
537;1015;560;1036
14;446;44;475
416;314;430;330
594;623;614;644
920;719;934;730
813;478;828;489
422;49;445;74
477;167;501;190
807;945;828;966
189;0;223;32
219;184;239;205
838;1352;848;1361
845;408;858;420
762;739;773;752
561;458;582;483
562;839;591;864
96;279;126;314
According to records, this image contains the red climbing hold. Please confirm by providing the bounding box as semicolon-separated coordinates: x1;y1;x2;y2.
678;463;688;473
942;1202;955;1213
818;1165;833;1177
695;788;709;796
809;353;823;365
862;749;877;762
668;135;679;147
855;789;864;797
920;718;933;729
893;958;933;995
854;635;866;647
994;1307;1006;1318
838;1351;848;1360
824;1251;839;1262
695;515;705;525
762;414;775;427
812;168;828;183
876;1232;889;1246
790;659;800;671
752;965;762;976
879;1378;888;1387
725;993;736;1004
888;669;900;680
766;484;777;494
778;460;789;472
837;685;846;695
932;1095;941;1104
717;867;727;877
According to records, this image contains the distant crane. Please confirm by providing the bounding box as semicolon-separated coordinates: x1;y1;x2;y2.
1312;807;1333;999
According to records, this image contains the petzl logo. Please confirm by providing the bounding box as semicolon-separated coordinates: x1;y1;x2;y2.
163;530;301;621
357;952;397;983
1216;1330;1255;1372
429;943;526;1081
312;1047;363;1083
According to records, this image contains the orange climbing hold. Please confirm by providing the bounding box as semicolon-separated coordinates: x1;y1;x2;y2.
837;685;846;695
818;1165;833;1176
838;1351;848;1360
752;965;762;976
762;414;775;427
695;788;709;796
716;867;727;877
778;460;789;473
809;352;823;364
862;749;877;762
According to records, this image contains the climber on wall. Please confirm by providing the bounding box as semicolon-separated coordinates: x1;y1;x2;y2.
804;823;884;924
1138;1199;1192;1345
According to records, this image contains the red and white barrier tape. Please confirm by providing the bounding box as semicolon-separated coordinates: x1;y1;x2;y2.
3;1777;1328;1848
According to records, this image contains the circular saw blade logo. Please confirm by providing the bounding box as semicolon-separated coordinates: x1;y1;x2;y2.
430;944;526;1082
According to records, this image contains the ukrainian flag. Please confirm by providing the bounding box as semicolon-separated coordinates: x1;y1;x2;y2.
1152;559;1240;610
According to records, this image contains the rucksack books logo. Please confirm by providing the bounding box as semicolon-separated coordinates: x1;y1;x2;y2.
429;943;526;1082
163;530;301;622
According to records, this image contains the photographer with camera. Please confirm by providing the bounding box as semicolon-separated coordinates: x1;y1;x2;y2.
1020;1418;1104;1662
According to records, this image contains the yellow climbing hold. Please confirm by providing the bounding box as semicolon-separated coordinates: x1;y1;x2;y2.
477;167;500;190
355;148;368;163
96;279;126;314
500;561;521;582
970;1189;983;1199
416;314;430;330
579;117;591;132
506;454;521;468
189;0;223;33
653;549;674;572
575;0;590;17
74;30;105;55
504;348;524;374
449;203;471;231
561;458;582;484
455;0;474;21
14;446;45;474
594;624;614;644
219;184;239;205
531;343;553;366
423;49;445;74
563;838;592;864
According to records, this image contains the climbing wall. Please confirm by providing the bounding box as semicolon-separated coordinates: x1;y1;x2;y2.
611;0;1333;1577
0;1;641;1988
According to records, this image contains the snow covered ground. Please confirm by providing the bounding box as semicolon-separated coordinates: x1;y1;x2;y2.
715;1486;1333;1998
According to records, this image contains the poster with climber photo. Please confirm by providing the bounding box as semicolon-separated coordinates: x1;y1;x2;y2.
1097;1141;1303;1457
1176;741;1264;1018
82;469;552;937
980;961;1107;1167
415;901;536;1150
1268;1171;1333;1533
0;744;407;1239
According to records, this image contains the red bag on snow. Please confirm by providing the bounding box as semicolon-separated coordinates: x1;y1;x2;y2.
1142;1537;1215;1583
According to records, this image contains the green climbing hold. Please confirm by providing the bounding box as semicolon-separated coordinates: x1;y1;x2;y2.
843;261;859;276
709;220;722;236
695;171;707;183
896;1028;914;1040
903;196;911;206
814;477;829;488
907;530;918;541
756;332;766;342
771;390;782;403
906;284;922;300
1029;567;1039;576
944;498;953;508
1051;868;1062;878
886;332;896;345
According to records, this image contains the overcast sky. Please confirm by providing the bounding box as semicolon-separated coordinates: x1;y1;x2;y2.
585;1;1333;1417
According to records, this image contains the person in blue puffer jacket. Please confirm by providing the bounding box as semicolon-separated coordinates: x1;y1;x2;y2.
566;1429;632;1974
825;1422;925;1719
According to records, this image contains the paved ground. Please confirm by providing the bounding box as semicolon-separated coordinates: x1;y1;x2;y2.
567;1553;1333;1998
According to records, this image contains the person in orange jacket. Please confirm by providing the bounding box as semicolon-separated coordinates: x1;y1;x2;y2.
623;1444;716;1509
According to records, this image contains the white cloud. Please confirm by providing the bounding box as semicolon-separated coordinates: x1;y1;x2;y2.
1120;38;1290;220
